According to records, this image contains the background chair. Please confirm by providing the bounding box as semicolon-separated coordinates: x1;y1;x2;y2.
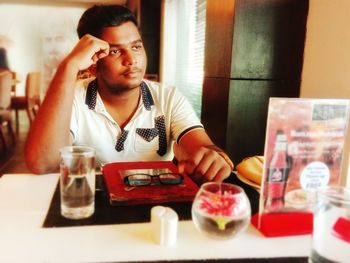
10;71;41;131
0;71;16;150
25;72;41;124
10;71;26;133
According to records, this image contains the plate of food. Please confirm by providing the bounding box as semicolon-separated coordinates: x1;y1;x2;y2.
235;171;261;191
235;156;263;191
285;189;316;210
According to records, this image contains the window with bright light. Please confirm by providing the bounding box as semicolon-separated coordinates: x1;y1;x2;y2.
161;0;206;117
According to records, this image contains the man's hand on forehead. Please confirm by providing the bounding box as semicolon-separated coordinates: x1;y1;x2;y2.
66;34;110;70
92;48;109;63
90;37;109;63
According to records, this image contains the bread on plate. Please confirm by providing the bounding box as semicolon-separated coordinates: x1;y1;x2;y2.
236;156;264;185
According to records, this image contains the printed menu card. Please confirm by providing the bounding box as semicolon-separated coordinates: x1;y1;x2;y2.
102;161;198;205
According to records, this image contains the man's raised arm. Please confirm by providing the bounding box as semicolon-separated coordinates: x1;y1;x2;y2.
25;35;109;174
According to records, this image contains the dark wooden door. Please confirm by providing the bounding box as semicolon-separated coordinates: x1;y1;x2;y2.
202;0;309;165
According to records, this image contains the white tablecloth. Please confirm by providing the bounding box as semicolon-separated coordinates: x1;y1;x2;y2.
0;174;311;262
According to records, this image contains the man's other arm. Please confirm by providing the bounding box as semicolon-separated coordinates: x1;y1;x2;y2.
174;129;233;183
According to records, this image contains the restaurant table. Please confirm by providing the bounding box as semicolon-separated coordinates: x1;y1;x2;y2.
0;173;310;262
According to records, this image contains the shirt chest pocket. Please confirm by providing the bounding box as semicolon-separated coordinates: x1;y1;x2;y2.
134;128;159;152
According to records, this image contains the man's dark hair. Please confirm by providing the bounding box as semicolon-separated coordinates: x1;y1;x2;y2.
77;5;138;38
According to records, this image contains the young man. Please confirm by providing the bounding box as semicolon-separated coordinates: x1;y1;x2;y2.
25;5;233;183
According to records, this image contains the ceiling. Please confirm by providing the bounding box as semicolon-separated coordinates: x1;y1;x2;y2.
0;0;127;7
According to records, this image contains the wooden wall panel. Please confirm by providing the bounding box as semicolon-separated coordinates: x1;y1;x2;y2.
231;0;309;80
204;0;236;78
202;0;308;164
201;77;230;149
226;80;300;164
140;0;160;76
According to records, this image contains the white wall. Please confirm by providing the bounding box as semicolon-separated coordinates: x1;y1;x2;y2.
0;4;85;95
301;0;350;187
301;0;350;99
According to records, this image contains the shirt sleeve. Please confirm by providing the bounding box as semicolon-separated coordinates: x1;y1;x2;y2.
169;86;204;143
69;78;93;143
70;96;78;143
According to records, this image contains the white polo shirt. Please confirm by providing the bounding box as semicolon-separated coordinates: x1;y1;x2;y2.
70;78;203;166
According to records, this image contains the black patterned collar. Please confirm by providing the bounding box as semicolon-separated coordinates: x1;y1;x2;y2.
140;81;154;110
85;80;98;110
85;80;154;111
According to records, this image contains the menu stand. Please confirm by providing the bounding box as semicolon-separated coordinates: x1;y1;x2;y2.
251;212;313;237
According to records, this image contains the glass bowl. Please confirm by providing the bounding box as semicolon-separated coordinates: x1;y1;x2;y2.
191;182;251;239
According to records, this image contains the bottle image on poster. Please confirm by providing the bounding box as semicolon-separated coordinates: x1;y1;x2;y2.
264;130;290;213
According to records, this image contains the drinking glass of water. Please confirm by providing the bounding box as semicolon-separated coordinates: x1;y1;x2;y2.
192;182;251;239
309;186;350;263
60;146;95;220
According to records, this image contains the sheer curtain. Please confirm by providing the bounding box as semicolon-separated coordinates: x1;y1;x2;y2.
161;0;206;117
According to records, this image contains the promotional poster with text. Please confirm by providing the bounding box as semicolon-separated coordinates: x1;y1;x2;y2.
260;98;350;214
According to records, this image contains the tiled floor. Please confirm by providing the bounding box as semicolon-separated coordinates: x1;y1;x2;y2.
0;110;31;175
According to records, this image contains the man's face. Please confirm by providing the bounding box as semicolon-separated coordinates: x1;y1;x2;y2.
96;21;147;91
